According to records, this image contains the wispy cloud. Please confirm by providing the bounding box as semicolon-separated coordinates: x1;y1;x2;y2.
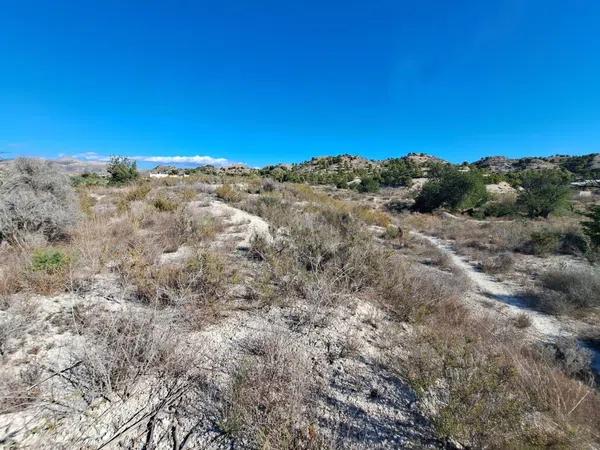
132;155;237;167
72;151;110;162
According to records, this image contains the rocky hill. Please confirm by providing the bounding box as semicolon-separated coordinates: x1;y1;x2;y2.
473;153;600;179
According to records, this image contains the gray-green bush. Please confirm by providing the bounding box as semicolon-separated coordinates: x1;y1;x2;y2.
0;158;80;243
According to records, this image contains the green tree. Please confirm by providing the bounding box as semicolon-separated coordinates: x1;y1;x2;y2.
582;205;600;249
413;168;488;213
107;156;139;184
517;170;571;218
357;177;380;193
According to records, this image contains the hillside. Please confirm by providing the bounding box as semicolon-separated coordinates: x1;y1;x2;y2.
473;153;600;179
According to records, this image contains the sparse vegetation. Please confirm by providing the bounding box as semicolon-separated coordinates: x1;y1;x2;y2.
1;157;599;449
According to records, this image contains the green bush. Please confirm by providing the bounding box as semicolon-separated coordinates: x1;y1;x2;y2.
31;249;71;273
517;170;571;218
413;169;488;213
482;199;519;218
357;177;380;193
559;231;589;256
152;196;178;212
581;205;600;249
107;156;139;184
524;230;561;256
71;172;107;187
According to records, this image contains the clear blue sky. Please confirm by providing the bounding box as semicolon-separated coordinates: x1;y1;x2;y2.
1;0;600;167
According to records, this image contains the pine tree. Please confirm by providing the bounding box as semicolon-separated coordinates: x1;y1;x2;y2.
582;205;600;248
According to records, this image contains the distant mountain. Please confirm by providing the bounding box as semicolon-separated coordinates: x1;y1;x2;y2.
473;153;600;179
0;157;107;175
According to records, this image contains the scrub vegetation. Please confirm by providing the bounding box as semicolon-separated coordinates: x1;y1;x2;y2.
0;155;599;449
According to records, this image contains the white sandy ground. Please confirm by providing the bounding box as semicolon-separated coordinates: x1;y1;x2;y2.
411;231;568;339
187;200;272;250
0;201;443;448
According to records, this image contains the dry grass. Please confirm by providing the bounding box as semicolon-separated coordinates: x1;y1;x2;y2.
68;306;191;402
404;212;585;258
216;184;244;202
378;259;468;322
533;266;600;315
219;335;323;449
397;306;600;448
478;252;515;274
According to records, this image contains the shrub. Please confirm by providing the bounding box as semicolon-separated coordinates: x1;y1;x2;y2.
478;252;514;274
378;262;467;322
482;199;519;218
219;337;318;448
70;308;181;401
523;230;561;256
216;184;243;202
0;158;80;243
31;248;71;273
581;205;600;249
413;169;488;213
517;169;571;218
261;178;277;192
152;196;178;212
534;266;600;314
124;183;151;201
513;313;531;329
357;177;380;193
559;231;589;256
71;172;107;187
522;229;588;256
24;248;73;294
107;156;139;184
383;225;402;240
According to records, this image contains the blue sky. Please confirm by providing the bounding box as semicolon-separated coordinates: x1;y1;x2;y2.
1;0;600;167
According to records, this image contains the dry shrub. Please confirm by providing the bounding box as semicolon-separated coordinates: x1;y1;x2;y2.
124;182;151;202
512;347;600;447
0;245;75;296
258;210;389;298
0;249;27;296
70;213;138;274
379;260;467;322
117;248;229;320
396;289;600;449
513;313;531;329
78;189;97;217
404;213;584;258
402;308;600;448
220;335;322;449
241;193;294;228
478;252;514;274
0;158;80;244
152;195;179;212
0;364;42;414
69;307;185;401
288;184;391;227
534;266;600;314
216;184;243;203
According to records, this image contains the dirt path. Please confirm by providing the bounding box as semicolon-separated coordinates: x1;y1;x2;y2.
187;200;272;250
411;231;568;340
